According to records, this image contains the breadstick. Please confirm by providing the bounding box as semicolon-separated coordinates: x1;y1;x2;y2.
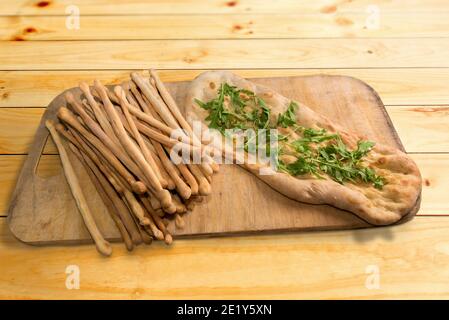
185;198;196;211
115;86;168;188
129;80;151;114
138;225;154;245
138;79;215;175
154;141;193;199
131;72;179;129
81;99;95;119
57;107;146;194
149;69;203;146
46;120;112;257
176;162;199;196
63;132;143;245
79;82;118;144
122;188;151;226
57;123;125;195
172;194;187;213
145;138;176;190
65;92;149;192
126;207;153;245
94;81;175;212
175;213;185;229
114;106;193;198
70;144;134;251
187;163;212;196
70;128;126;195
141;198;172;245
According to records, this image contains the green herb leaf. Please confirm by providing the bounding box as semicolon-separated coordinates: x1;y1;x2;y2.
196;82;385;189
277;101;298;128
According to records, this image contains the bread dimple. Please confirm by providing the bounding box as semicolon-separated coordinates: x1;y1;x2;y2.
185;71;422;225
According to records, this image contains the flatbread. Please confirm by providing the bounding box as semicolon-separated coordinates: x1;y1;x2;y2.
185;71;422;225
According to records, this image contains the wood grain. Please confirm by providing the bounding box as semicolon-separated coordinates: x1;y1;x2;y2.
0;108;46;154
1;39;449;70
3;13;449;40
0;155;61;217
1;0;448;300
8;75;422;245
2;0;447;15
388;106;449;153
2;69;449;108
1;216;449;299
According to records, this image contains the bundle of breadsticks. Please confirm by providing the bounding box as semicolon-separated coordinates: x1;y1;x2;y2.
45;70;218;256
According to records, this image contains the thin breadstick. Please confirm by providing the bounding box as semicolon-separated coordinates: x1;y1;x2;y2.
172;194;187;213
57;107;146;194
138;80;215;175
185;198;196;211
175;213;185;229
154;141;193;198
129;81;151;114
131;72;179;129
187;163;212;196
126;207;153;245
144;138;176;190
57;123;124;194
141;198;173;245
122;188;151;226
113;106;193;198
144;216;164;241
65;92;149;192
46;120;112;257
134;198;164;240
61;129;143;245
138;225;154;245
147;193;162;211
94;81;175;212
81;99;95;118
70;144;134;251
176;162;199;196
149;69;203;146
115;86;168;188
79;82;119;144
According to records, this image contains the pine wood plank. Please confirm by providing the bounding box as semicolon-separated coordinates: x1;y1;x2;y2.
2;13;449;41
2;0;447;15
0;108;45;154
2;69;449;108
1;215;449;299
388;106;449;153
1;39;449;70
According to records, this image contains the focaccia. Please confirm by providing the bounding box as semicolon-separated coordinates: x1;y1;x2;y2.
185;71;422;225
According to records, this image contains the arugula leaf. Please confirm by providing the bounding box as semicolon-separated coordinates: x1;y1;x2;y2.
196;82;386;189
277;101;298;128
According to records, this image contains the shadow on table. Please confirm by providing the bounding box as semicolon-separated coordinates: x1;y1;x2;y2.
351;225;395;243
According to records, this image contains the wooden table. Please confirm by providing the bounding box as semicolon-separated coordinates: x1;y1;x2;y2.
0;0;448;299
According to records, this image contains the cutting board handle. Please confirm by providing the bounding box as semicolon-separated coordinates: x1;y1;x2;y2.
7;90;68;222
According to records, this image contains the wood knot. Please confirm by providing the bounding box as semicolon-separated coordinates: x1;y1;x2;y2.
232;24;243;31
24;27;37;34
36;1;51;7
320;5;337;14
335;17;354;26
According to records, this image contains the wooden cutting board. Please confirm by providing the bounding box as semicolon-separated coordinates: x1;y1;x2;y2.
7;75;421;245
